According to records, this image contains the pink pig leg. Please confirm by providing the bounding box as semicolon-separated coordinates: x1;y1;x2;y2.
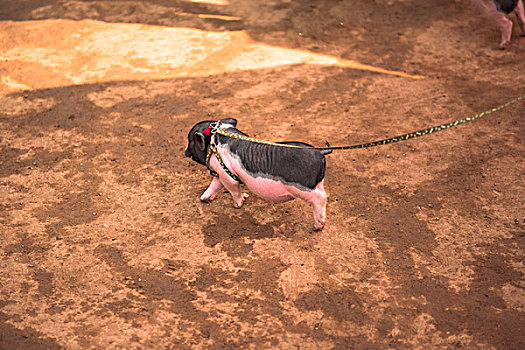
493;12;513;49
515;0;525;35
207;153;245;208
219;175;245;208
311;182;328;231
471;0;514;49
200;177;224;202
290;182;327;231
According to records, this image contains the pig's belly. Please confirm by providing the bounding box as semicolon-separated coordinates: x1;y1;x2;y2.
241;175;297;203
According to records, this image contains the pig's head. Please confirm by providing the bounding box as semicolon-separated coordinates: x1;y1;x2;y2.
185;118;238;165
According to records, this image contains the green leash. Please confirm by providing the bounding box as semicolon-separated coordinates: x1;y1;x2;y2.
214;94;524;151
205;94;524;182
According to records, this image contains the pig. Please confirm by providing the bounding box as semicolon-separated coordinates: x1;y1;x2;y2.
470;0;525;49
185;118;331;230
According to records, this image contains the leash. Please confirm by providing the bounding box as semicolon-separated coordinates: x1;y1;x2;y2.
205;94;524;182
214;94;525;151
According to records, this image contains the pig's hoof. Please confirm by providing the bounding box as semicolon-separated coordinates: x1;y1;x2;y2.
313;223;324;231
200;196;213;202
233;199;244;209
232;194;248;208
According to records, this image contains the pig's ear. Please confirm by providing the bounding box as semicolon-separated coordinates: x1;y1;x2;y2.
221;117;237;127
194;132;206;151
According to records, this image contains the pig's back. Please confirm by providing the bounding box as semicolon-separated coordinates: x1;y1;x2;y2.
222;137;327;191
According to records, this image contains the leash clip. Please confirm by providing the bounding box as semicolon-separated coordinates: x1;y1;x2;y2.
210;121;221;134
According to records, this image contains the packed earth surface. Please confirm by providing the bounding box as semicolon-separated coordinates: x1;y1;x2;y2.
1;1;524;349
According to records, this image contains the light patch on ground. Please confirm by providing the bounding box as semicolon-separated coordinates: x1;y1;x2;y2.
279;253;319;299
0;95;56;116
500;283;525;311
188;0;230;5
406;313;445;348
412;211;511;293
0;19;421;96
1;76;31;91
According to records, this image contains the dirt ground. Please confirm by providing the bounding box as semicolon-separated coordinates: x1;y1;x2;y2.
1;0;524;349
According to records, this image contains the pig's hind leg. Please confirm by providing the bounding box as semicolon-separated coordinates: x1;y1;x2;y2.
515;0;525;35
200;177;224;202
471;0;513;48
290;182;327;231
310;183;328;231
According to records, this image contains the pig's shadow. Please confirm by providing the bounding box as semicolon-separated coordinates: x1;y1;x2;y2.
201;211;303;257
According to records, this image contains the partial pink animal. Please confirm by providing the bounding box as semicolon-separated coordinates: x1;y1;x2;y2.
470;0;525;49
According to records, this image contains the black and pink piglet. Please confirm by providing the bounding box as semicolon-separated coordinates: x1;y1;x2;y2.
185;118;330;230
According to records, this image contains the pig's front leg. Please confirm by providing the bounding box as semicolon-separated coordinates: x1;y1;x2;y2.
220;175;245;208
200;177;224;202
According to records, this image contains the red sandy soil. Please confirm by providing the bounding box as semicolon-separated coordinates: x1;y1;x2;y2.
1;1;524;349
